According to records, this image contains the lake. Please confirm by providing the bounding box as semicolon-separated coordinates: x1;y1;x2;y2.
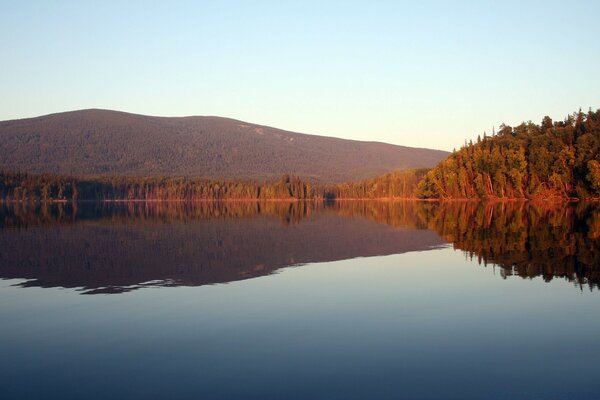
1;201;599;399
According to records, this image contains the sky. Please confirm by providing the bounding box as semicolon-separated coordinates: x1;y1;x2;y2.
1;0;599;151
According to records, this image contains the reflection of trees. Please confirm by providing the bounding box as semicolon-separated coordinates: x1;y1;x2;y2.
0;200;433;230
2;200;600;291
328;200;600;290
0;201;317;229
322;200;430;230
422;201;600;290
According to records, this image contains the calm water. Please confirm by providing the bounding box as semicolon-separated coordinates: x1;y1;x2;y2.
1;201;599;399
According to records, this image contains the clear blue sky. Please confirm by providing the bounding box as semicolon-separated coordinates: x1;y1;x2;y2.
1;0;599;151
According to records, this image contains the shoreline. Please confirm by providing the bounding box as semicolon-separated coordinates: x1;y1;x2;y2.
0;197;596;204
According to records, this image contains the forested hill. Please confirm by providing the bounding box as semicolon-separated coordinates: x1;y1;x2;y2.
0;109;448;183
417;109;600;200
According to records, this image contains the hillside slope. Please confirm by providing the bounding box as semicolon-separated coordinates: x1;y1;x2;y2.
0;109;448;182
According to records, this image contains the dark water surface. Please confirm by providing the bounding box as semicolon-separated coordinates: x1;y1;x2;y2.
1;201;599;399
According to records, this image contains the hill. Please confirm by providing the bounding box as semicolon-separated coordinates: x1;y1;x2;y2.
0;109;448;182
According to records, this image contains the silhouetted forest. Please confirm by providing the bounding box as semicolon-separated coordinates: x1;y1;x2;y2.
417;109;600;199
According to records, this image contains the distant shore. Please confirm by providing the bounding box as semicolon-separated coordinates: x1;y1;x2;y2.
1;197;595;204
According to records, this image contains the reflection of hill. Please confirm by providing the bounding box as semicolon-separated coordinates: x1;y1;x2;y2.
2;200;599;293
424;201;600;290
0;202;443;294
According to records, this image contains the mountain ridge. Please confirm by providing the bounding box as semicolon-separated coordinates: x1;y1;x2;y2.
0;109;448;182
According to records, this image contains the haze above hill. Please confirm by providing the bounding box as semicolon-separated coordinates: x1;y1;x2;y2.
0;109;448;182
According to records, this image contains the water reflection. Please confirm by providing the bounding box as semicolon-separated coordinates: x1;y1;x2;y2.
424;201;600;289
0;201;443;294
1;200;599;293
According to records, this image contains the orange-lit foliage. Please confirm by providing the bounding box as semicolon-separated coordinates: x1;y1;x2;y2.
417;109;600;199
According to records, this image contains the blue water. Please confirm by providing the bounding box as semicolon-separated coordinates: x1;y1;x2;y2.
0;203;599;399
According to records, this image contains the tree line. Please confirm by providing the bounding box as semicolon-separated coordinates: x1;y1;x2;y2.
0;173;314;202
322;169;428;199
0;170;430;202
417;108;600;199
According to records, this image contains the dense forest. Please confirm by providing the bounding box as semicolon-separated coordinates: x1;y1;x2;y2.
417;109;600;199
323;169;428;199
0;170;431;202
0;172;313;202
